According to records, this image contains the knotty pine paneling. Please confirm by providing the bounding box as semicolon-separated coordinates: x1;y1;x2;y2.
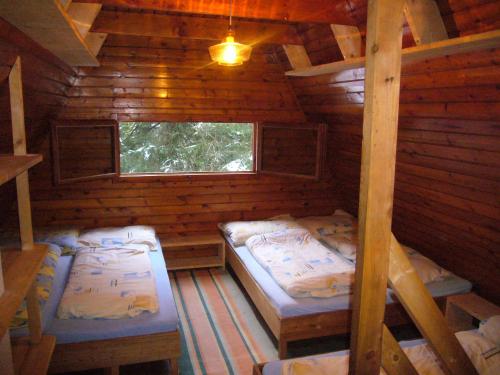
58;34;305;122
290;47;500;303
24;33;338;241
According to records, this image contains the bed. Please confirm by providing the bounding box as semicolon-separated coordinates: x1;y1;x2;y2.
222;217;472;359
10;239;181;374
254;329;499;375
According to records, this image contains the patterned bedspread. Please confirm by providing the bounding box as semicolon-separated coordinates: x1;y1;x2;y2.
246;229;355;298
57;244;158;319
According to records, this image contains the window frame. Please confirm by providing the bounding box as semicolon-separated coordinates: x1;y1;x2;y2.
117;122;258;179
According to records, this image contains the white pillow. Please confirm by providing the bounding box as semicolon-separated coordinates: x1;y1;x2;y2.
479;316;500;345
456;330;500;375
219;220;301;246
404;246;451;284
78;226;158;250
296;214;355;239
321;233;358;261
333;209;354;217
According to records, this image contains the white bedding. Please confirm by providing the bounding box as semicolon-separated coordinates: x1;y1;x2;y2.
281;328;500;375
220;218;301;246
57;244;159;319
246;229;355;298
77;225;158;250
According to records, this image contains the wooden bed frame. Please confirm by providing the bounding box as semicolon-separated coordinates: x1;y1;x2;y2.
48;242;181;374
225;237;449;359
49;330;180;374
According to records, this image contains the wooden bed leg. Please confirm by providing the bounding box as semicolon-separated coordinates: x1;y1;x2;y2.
169;358;179;375
278;338;288;359
104;366;119;375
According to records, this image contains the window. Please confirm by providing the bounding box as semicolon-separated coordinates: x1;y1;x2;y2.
119;122;254;174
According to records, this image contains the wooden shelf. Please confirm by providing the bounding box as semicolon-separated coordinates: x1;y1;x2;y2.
446;292;500;332
162;234;225;248
0;155;43;186
162;234;225;270
0;0;100;66
286;29;500;77
12;335;56;375
166;256;224;271
0;245;49;338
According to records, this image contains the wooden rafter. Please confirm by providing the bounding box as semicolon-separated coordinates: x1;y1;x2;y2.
74;0;359;25
286;29;500;76
348;0;406;373
92;10;302;45
282;45;311;69
330;24;362;59
404;0;448;45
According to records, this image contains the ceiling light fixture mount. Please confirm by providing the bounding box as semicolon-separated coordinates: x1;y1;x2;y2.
209;0;252;66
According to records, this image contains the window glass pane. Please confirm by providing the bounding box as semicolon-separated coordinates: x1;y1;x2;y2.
120;122;253;173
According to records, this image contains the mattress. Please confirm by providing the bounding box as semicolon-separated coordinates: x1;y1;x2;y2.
262;339;427;375
11;245;179;344
231;243;472;318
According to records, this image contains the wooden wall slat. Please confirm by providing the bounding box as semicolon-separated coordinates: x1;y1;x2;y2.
291;44;500;302
8;34;336;242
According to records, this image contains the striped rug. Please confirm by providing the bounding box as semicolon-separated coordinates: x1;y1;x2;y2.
171;269;278;375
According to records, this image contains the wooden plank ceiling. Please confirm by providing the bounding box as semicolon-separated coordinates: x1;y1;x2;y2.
74;0;359;24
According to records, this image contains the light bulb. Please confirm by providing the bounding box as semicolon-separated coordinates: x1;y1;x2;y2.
222;44;238;64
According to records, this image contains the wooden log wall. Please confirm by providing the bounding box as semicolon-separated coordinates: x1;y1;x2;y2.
21;33;338;240
0;18;75;220
288;0;500;302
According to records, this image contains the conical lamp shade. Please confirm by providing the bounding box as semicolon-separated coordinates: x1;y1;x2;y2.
209;34;252;66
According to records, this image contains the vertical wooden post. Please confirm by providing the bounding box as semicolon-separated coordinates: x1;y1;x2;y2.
9;56;34;250
9;56;42;345
348;0;405;374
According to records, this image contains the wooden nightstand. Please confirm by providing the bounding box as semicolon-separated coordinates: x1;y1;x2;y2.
161;234;225;270
445;293;500;332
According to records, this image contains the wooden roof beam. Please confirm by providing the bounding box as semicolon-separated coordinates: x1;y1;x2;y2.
330;24;362;59
67;2;102;38
282;45;311;70
74;0;359;25
92;10;302;45
286;29;500;77
404;0;448;45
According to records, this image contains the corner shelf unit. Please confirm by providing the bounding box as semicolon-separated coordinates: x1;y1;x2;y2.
0;56;55;375
0;155;43;186
0;245;49;338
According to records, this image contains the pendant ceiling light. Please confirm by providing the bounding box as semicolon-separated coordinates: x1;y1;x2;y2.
209;0;252;66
